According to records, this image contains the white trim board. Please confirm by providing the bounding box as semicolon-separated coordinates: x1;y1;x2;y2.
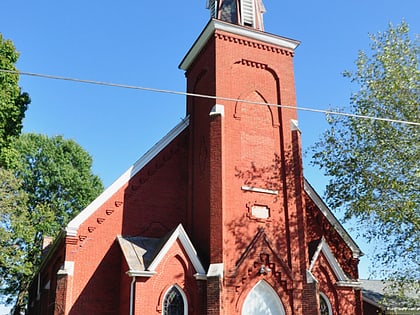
309;237;361;288
179;19;300;71
148;224;206;277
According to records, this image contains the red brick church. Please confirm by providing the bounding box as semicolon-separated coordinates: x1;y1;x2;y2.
28;1;365;314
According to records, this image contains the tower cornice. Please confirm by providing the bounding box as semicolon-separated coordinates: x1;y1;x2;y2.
179;19;300;71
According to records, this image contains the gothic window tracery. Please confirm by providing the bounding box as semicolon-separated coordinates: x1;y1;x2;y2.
163;286;185;315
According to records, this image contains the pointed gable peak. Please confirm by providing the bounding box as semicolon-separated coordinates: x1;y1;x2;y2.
206;0;266;31
309;237;361;287
118;224;206;279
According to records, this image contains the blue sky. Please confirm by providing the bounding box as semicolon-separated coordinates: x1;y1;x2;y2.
0;1;419;312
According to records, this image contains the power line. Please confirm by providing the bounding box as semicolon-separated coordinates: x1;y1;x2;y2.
1;68;419;126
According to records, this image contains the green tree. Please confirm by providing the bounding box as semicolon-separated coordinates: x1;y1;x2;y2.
1;133;103;314
0;33;30;158
0;168;32;314
311;21;419;296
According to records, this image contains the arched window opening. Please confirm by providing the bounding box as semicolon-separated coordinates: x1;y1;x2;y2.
242;280;285;315
319;292;332;315
163;286;186;315
220;0;238;23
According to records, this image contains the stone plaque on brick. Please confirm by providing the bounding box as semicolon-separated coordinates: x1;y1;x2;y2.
252;205;270;219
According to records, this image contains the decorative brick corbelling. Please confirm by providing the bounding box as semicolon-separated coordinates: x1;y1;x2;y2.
128;135;186;192
97;217;105;224
229;229;294;296
214;33;295;57
238;59;268;69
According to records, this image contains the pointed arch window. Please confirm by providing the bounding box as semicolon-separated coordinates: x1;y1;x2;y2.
319;292;332;315
242;280;285;315
163;286;187;315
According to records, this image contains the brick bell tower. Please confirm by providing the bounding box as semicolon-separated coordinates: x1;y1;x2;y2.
180;1;308;314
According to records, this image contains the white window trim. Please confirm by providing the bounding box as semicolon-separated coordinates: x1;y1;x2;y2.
319;292;333;315
163;284;188;315
242;280;285;315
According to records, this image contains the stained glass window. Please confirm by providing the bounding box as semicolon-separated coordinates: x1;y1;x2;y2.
319;293;331;315
163;286;184;315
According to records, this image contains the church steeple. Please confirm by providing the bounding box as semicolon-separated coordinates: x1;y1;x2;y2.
206;0;266;31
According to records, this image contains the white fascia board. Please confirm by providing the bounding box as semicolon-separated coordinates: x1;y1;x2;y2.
311;237;361;286
309;239;323;272
336;280;362;288
207;263;224;277
148;224;206;275
65;117;190;236
179;19;300;71
304;179;363;258
194;273;208;280
126;270;156;278
321;238;348;281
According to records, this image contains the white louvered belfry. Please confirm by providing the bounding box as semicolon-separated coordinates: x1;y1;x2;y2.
206;0;265;31
241;0;255;27
206;0;218;18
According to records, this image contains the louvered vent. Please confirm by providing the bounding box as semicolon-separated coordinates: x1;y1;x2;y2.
207;0;217;18
241;0;255;27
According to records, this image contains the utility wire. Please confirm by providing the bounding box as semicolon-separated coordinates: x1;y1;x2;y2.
1;68;419;126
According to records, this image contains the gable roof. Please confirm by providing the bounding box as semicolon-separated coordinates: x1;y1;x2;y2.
64;113;362;266
309;237;360;287
304;179;363;258
117;235;162;274
361;279;420;314
117;224;206;278
65;116;190;237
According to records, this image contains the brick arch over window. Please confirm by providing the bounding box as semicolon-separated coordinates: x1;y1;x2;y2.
241;280;285;315
231;59;282;128
234;90;279;128
237;90;277;175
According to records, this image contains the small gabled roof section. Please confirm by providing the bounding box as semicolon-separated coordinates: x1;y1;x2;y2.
304;178;363;258
309;237;361;287
361;279;420;313
118;224;206;279
117;235;162;277
65;117;190;237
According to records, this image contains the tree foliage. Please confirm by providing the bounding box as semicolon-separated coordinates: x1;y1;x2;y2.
0;133;103;313
0;33;30;157
0;168;32;309
311;21;419;296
